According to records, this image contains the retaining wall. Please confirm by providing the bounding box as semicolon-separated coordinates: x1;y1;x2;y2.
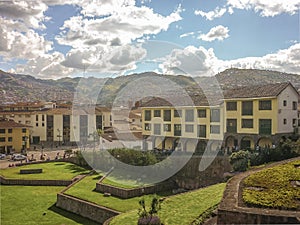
96;180;176;199
217;157;300;224
56;193;119;224
0;175;72;186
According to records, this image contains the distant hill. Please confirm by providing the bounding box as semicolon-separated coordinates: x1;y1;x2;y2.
0;68;299;105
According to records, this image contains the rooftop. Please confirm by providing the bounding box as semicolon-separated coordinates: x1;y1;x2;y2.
0;118;32;128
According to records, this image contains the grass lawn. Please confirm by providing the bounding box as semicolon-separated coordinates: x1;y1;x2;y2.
243;160;300;210
0;162;90;180
0;185;98;225
65;174;171;212
109;183;226;225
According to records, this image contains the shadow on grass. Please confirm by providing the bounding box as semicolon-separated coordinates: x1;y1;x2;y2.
92;174;103;180
65;164;90;174
48;204;99;225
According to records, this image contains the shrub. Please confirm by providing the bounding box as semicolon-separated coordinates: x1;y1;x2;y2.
230;150;250;172
138;197;161;225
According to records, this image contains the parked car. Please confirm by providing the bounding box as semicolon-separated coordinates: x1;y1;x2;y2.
0;153;6;159
13;154;27;161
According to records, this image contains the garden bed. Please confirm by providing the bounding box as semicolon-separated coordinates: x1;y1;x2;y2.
242;160;300;210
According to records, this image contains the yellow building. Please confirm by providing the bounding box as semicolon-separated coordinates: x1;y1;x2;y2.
0;118;31;154
224;83;299;150
142;82;299;153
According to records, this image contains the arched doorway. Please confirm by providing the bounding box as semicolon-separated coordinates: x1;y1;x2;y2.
153;137;164;150
195;140;207;154
257;137;272;148
185;139;197;152
225;136;237;149
241;136;255;150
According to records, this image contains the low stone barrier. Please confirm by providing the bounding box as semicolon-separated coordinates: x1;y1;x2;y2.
96;180;176;199
56;193;119;224
0;175;72;186
20;168;43;174
217;157;300;224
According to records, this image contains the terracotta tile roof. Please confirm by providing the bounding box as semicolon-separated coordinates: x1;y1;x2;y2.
0;118;32;128
224;82;294;99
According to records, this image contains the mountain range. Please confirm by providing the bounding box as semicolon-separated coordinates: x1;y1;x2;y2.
0;68;299;106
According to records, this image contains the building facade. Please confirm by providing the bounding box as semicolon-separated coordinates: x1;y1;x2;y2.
0;102;112;147
142;83;299;153
0;118;31;154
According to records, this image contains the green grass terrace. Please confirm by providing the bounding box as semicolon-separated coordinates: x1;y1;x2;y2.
243;160;300;210
0;162;90;180
109;183;226;225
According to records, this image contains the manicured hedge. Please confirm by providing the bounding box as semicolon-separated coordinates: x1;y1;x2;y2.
242;160;300;210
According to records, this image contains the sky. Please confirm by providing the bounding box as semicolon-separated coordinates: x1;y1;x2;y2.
0;0;299;79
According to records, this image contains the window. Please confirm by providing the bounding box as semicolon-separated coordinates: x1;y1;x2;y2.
226;102;237;111
0;137;5;142
259;100;272;110
283;100;287;106
227;119;237;133
242;119;253;128
8;129;12;133
8;137;12;142
154;110;161;117
42;123;45;127
144;110;151;121
197;125;206;138
283;118;287;125
154;124;161;135
174;109;182;118
242;101;253;116
293;101;297;110
164;124;171;132
164;110;171;121
197;109;206;118
185;124;194;133
144;123;151;131
42;115;45;121
210;125;220;134
174;124;182;136
210;109;220;122
36;115;39;121
293;119;297;126
185;109;194;122
36;123;38;127
0;129;5;134
22;128;26;133
259;119;272;135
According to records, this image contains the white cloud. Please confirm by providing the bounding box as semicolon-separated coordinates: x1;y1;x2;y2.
0;0;48;29
62;45;146;74
194;7;227;20
0;18;52;61
226;43;300;74
56;5;182;48
199;25;229;42
159;43;300;77
159;46;223;76
180;32;195;38
15;51;73;79
227;0;300;17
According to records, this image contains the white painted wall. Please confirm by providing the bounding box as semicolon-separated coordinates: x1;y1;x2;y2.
277;85;298;133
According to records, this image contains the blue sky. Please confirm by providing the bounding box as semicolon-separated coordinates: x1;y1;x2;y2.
0;0;299;79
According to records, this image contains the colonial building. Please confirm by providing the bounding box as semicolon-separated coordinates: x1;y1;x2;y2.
0;118;31;154
0;102;112;146
141;82;299;153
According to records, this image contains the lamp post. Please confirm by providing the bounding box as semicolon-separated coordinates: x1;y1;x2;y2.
22;136;28;155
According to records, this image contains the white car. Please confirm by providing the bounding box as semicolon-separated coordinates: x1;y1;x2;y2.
13;154;27;161
0;153;6;159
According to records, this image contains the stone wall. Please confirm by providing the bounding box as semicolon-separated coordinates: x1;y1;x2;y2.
0;175;72;186
174;156;232;189
56;193;119;224
217;157;300;224
96;180;176;199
